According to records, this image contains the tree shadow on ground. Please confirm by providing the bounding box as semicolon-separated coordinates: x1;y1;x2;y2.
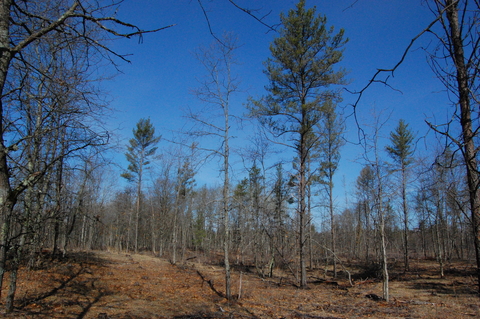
173;312;234;319
173;309;261;319
76;289;112;319
409;280;477;295
14;251;112;318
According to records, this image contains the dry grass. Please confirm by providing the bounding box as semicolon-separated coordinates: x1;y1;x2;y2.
0;251;479;318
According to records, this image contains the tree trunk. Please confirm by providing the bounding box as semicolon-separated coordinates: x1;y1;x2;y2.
380;213;389;301
444;0;480;293
299;108;308;289
0;0;14;297
377;171;389;301
402;164;409;272
435;210;445;278
223;97;231;300
151;202;156;255
0;202;14;297
5;227;26;313
135;166;142;254
329;175;337;278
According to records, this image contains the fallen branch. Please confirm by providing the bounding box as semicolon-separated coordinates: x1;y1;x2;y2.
196;270;225;298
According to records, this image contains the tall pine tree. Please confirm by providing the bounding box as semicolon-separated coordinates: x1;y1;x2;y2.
386;119;414;271
122;118;160;253
249;0;347;288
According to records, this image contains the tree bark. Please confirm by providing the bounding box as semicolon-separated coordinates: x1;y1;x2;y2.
0;0;13;297
299;107;308;288
444;0;480;293
223;84;231;300
329;175;336;278
402;163;409;272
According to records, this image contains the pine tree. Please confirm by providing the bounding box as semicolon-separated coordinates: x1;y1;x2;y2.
249;0;347;288
386;119;414;271
122;118;160;253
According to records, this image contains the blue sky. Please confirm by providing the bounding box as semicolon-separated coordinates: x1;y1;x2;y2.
102;0;452;215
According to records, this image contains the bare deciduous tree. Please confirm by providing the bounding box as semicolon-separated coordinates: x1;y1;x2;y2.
0;1;171;311
316;101;344;278
188;33;241;300
351;0;480;291
425;0;480;292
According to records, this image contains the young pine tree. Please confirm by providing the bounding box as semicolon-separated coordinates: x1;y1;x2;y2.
122;118;160;253
386;119;414;272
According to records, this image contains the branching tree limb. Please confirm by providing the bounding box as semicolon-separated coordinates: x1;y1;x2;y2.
197;0;278;46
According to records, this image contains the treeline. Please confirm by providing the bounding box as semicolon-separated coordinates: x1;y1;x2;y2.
56;138;473;273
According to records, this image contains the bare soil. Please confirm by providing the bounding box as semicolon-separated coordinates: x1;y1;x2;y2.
0;251;479;318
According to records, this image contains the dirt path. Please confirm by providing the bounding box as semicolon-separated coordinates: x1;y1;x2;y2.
1;251;479;318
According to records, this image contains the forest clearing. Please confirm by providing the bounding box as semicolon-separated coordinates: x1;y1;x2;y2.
0;250;478;319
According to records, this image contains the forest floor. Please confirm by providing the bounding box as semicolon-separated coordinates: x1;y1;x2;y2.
0;250;479;318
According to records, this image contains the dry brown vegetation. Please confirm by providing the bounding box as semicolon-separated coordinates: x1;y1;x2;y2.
0;251;479;318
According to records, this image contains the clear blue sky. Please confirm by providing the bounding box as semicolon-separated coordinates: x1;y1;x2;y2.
102;0;451;215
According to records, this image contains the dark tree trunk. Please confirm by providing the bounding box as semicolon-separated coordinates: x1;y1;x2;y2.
444;0;480;293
